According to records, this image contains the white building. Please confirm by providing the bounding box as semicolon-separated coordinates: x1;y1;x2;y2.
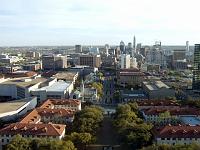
31;80;74;102
120;54;131;69
0;97;37;122
0;77;50;99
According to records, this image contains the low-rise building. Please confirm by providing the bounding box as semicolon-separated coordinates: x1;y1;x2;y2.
20;108;75;124
137;100;180;110
0;97;37;122
0;123;66;149
142;107;200;125
39;99;81;111
142;81;175;100
153;125;200;145
0;77;49;99
31;80;74;102
53;72;79;84
117;68;144;88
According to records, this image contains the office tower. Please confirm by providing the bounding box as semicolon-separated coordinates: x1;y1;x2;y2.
186;41;189;52
133;36;136;55
78;54;101;68
42;54;67;70
42;55;55;70
128;42;132;49
173;49;186;61
193;44;200;90
55;55;68;69
75;45;82;53
120;54;130;69
120;41;125;54
89;47;99;54
105;44;109;56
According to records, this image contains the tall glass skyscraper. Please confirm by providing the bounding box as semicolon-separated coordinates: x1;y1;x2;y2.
193;44;200;90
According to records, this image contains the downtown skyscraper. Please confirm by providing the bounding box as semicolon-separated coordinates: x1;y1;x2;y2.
193;44;200;90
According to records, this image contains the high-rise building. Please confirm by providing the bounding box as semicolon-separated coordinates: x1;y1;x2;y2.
120;41;125;54
133;36;136;55
173;49;186;61
120;54;130;69
193;44;200;90
42;55;55;70
42;54;67;70
186;41;189;52
75;45;82;53
78;54;101;68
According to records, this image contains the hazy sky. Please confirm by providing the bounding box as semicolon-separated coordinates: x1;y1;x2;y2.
0;0;200;46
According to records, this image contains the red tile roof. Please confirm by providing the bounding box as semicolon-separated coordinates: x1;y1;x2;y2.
154;125;200;138
137;100;180;106
40;99;81;109
0;123;65;136
20;108;75;124
143;107;200;116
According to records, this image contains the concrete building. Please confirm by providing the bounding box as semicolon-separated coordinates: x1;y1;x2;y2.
25;51;41;59
117;68;144;88
146;48;165;68
173;49;186;61
22;63;41;71
42;54;67;71
89;47;99;54
0;77;49;99
193;44;200;91
142;81;175;100
75;45;82;53
0;97;37;122
120;54;131;69
78;54;101;68
120;41;125;54
53;72;79;84
31;80;74;102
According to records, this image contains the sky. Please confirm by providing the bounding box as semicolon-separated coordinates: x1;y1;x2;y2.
0;0;200;46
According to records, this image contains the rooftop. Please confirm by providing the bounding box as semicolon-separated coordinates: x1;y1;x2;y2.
137;100;179;107
20;108;75;124
154;125;200;138
0;97;35;114
33;80;71;92
0;123;66;136
143;107;200;116
1;77;47;88
53;72;78;81
143;81;170;91
40;99;81;109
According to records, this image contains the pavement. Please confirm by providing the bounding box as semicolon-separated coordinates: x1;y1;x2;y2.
87;116;125;150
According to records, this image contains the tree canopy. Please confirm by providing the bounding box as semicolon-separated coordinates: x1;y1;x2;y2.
6;135;76;150
113;102;153;149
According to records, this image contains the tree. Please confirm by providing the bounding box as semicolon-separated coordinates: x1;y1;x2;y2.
72;106;104;135
6;135;76;150
6;134;30;150
91;82;103;98
113;103;153;149
64;132;93;150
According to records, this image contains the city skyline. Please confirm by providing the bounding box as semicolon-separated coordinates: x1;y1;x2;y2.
0;0;200;46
